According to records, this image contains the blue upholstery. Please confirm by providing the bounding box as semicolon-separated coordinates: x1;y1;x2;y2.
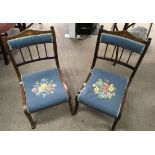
100;33;145;54
78;68;128;118
8;33;53;50
22;68;68;113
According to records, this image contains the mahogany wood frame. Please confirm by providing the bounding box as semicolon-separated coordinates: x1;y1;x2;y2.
2;26;73;129
74;25;151;130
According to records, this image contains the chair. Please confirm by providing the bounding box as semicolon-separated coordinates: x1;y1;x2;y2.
74;25;151;130
2;26;73;129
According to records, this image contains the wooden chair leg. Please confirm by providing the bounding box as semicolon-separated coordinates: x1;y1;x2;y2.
68;97;73;115
0;35;9;65
17;23;24;32
111;116;120;131
73;95;79;115
24;111;36;129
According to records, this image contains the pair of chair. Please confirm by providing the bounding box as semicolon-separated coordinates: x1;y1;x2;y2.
1;26;151;130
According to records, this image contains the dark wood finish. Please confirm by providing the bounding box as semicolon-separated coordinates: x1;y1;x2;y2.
16;23;24;32
123;23;135;30
74;94;80;115
2;26;73;128
74;25;151;130
112;116;120;131
111;45;116;59
111;23;118;31
24;110;36;129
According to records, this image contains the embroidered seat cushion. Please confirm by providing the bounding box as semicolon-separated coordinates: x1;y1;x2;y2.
22;68;68;113
78;68;128;118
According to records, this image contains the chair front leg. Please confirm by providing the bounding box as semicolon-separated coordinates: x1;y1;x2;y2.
73;94;79;115
111;116;121;131
23;110;36;129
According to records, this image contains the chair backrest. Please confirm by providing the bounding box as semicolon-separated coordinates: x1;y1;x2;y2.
92;25;151;86
2;26;60;81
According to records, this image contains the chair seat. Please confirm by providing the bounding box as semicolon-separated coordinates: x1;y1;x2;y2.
78;68;128;118
22;68;68;113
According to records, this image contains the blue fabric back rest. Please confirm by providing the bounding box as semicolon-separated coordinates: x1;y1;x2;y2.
7;33;53;50
100;33;145;54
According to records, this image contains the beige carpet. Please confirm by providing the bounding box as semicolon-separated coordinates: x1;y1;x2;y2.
0;23;155;131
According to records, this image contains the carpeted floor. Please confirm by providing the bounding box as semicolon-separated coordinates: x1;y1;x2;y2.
0;23;155;131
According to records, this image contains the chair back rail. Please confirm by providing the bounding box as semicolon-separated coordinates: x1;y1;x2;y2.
91;25;151;86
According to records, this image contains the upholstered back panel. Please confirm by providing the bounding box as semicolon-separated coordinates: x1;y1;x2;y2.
100;33;145;54
7;33;53;50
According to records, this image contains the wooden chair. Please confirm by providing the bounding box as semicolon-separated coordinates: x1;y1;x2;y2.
2;26;73;129
74;25;151;130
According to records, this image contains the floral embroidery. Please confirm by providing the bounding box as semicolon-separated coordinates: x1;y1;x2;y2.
31;78;56;98
92;79;116;99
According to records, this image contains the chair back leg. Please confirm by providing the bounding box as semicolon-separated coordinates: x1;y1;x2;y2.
73;94;80;115
24;111;36;129
68;97;74;115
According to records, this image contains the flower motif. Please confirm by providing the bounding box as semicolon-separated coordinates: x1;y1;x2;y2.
109;84;115;92
31;78;56;98
94;87;99;93
92;79;116;99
